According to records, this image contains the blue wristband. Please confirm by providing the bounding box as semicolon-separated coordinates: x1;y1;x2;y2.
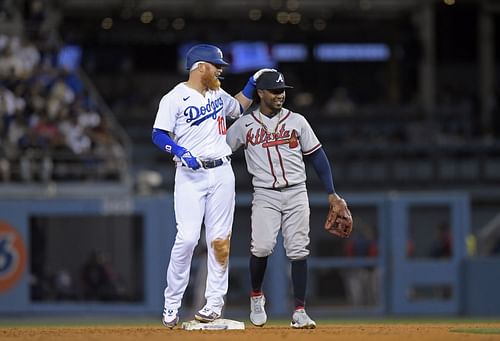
242;78;256;99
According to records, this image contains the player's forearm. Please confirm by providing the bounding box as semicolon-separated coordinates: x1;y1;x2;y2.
308;148;335;194
234;91;253;112
151;128;185;157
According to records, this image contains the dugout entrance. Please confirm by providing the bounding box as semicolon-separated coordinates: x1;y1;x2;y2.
387;192;469;315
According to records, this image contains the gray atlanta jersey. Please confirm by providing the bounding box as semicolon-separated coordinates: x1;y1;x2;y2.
226;108;321;189
153;82;241;160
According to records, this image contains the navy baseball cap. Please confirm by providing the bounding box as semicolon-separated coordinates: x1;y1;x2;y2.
256;71;293;90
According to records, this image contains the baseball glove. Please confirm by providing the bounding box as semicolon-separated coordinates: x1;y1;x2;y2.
324;196;353;238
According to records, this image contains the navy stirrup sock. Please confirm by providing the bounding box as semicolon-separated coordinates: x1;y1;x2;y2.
249;254;268;293
291;259;307;308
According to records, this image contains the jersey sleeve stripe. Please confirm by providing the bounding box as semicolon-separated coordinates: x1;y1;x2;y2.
303;143;322;155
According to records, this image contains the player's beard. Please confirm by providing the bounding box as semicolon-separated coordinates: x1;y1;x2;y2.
202;72;221;91
262;95;284;115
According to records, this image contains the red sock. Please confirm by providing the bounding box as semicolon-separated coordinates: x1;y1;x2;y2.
251;291;263;297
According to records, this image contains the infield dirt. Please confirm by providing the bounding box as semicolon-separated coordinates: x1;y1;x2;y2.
2;323;500;341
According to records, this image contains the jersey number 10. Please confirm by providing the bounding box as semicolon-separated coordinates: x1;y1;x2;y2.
217;116;226;135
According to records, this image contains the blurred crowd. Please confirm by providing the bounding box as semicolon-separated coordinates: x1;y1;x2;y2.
316;86;483;149
31;249;133;302
0;33;126;182
2;1;498;186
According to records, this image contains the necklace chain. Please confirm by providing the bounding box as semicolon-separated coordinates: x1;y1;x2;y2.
258;111;281;134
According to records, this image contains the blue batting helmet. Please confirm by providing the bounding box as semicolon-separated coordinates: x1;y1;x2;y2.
185;44;229;70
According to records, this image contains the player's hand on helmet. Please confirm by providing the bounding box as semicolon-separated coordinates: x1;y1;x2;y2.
250;68;277;86
176;147;202;170
243;68;278;99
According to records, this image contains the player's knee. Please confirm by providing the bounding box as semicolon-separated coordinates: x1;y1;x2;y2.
210;234;231;268
251;244;274;257
286;249;310;261
176;234;199;251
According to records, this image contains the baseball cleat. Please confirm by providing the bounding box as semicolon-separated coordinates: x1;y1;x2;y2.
250;294;267;327
195;306;221;323
290;308;316;329
162;308;179;329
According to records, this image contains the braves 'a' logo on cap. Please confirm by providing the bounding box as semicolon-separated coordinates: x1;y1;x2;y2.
276;73;284;83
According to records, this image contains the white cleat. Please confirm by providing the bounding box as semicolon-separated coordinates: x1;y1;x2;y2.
250;295;267;327
195;306;221;323
290;308;316;329
162;308;179;329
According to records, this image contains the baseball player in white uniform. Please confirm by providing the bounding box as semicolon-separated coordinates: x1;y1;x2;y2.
151;43;272;328
226;71;351;329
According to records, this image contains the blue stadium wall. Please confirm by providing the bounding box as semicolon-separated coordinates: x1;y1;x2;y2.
0;192;499;317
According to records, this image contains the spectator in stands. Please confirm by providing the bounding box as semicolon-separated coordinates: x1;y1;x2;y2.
0;41;22;79
53;268;76;300
81;250;119;301
58;111;91;155
6;112;28;153
0;144;10;181
0;0;15;21
26;78;48;114
87;116;126;179
323;87;357;117
0;84;17;135
0;32;124;181
23;0;47;40
17;37;40;76
0;34;8;54
31;111;64;149
341;222;378;306
343;223;378;258
47;75;75;119
0;83;14;108
74;100;100;129
429;222;452;259
61;68;83;95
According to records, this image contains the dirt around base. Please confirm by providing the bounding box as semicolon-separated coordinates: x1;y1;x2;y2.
1;323;500;341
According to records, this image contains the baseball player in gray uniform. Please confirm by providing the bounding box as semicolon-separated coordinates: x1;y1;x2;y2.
226;71;352;329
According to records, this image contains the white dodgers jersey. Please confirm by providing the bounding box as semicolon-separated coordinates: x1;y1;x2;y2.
226;108;321;189
153;82;241;160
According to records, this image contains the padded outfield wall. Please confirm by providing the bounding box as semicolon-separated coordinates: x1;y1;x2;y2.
0;191;498;317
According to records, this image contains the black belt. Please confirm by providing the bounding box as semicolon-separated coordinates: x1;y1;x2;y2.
200;156;230;169
257;183;303;191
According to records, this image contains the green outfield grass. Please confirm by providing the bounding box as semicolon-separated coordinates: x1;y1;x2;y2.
450;328;500;335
